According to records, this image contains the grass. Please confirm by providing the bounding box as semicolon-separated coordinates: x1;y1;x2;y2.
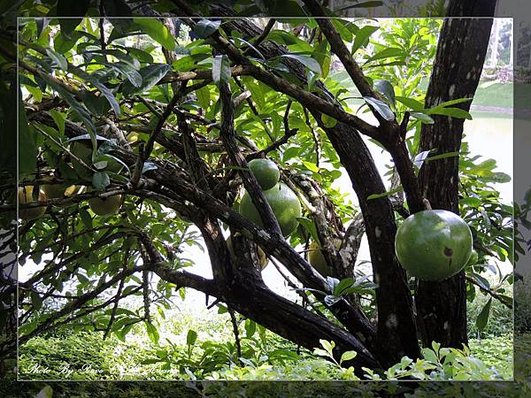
18;306;514;381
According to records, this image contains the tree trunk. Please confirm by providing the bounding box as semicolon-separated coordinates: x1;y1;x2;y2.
321;121;420;366
417;14;495;347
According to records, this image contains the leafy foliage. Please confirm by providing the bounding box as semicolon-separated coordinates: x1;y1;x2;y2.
19;312;512;381
4;8;514;382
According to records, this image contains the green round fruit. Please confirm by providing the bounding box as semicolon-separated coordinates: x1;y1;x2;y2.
248;158;280;190
239;183;302;237
18;186;47;220
394;209;473;281
88;194;122;216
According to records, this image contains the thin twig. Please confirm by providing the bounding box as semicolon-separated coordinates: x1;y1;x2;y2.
227;305;243;364
251;18;276;48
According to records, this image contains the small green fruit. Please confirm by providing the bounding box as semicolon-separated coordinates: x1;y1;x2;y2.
239;183;302;237
248;158;280;190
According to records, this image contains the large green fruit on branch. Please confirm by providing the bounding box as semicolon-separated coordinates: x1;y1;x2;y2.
394;209;473;281
239;183;302;237
248;158;280;190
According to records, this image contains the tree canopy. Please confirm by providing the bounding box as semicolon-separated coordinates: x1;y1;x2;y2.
0;0;518;381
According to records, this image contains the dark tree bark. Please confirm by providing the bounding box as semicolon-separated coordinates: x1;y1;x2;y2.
416;9;496;347
447;0;497;17
318;120;420;366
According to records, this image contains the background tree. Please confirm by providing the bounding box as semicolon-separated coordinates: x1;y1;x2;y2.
0;0;516;379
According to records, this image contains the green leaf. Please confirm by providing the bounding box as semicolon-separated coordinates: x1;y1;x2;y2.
336;1;383;11
296;217;319;242
280;53;322;75
36;385;53;398
193;19;221;39
365;47;404;64
261;0;306;16
172;56;196;72
426;107;472;120
302;161;319;173
425;151;459;162
340;350;357;364
102;0;132;18
92;172;110;190
282;146;300;162
313;348;330;358
145;321;160;344
19;96;37;177
475;297;492;332
213;54;231;85
133;18;175;51
312;39;331;78
333;278;355;296
49;109;66;136
122;64;171;96
322;114;337;128
410;112;434;124
81;90;111;117
112;62;142;87
195;85;211;110
245;319;257;338
69;68;121;116
351;25;379;54
267;30;313;53
435;97;473;108
395;96;424;111
54;30;83;54
490;172;511;183
46;48;68;71
363;96;395;121
186;329;198;346
320;339;335;355
374;80;395;107
470;272;491;291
